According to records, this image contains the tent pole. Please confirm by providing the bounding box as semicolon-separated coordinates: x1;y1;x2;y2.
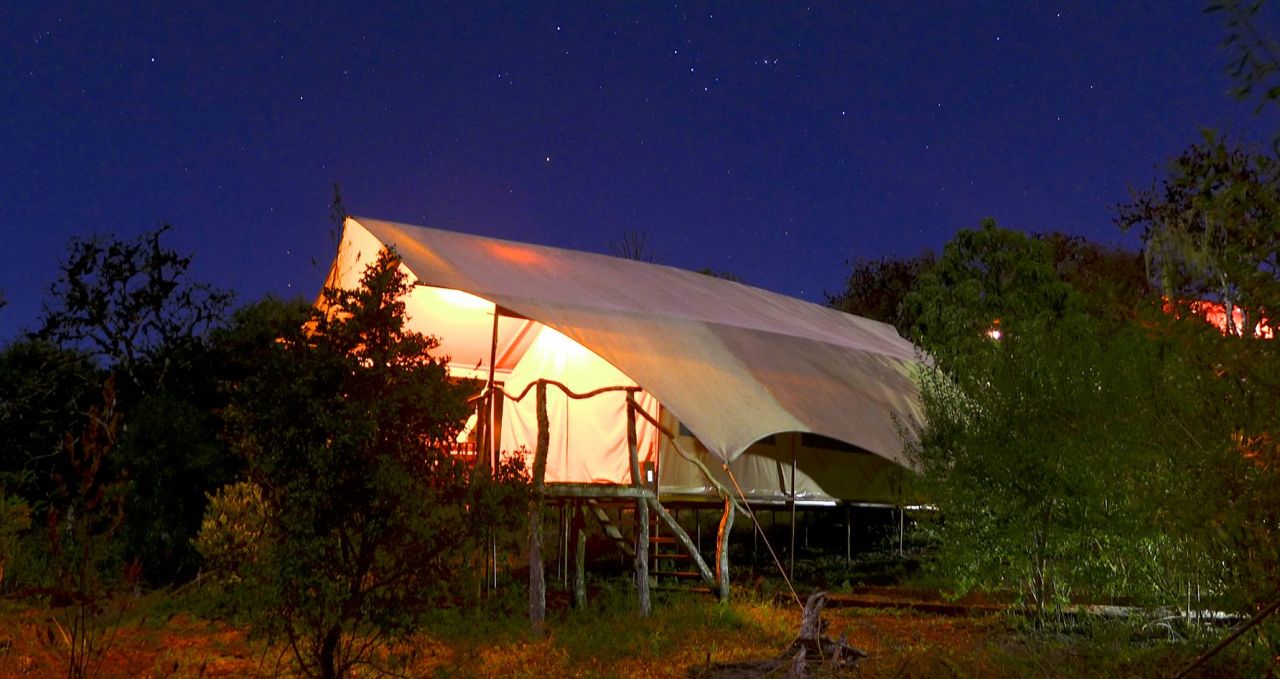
487;308;500;473
845;502;852;564
487;309;501;589
898;506;905;557
789;441;797;578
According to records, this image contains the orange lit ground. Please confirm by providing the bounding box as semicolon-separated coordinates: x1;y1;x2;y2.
0;594;1258;678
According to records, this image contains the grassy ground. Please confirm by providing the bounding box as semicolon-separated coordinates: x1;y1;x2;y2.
0;580;1270;678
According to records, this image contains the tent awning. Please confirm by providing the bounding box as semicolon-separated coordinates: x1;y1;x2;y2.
329;216;923;467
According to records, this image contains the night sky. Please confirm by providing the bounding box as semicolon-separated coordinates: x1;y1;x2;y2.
2;3;1275;341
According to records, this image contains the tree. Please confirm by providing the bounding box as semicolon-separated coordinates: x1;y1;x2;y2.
0;340;100;510
47;378;127;679
1119;136;1280;616
1209;0;1280;115
905;219;1080;361
1118;136;1280;335
221;249;527;678
904;220;1206;622
610;228;660;263
826;253;935;335
32;226;240;584
1036;232;1151;320
40;225;233;396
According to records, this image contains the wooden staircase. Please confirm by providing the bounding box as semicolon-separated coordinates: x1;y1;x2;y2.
651;533;703;583
585;498;635;558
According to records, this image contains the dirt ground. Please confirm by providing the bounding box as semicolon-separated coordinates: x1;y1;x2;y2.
0;593;1261;678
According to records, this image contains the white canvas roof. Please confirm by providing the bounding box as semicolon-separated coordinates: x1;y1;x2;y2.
327;216;923;468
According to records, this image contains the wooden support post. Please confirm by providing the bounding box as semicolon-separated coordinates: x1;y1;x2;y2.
528;381;550;634
626;395;650;617
716;494;735;602
572;501;587;609
898;506;905;557
789;444;797;578
845;503;852;564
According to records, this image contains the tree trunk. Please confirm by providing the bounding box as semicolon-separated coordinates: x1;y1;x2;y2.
716;495;735;602
626;396;650;617
318;625;341;679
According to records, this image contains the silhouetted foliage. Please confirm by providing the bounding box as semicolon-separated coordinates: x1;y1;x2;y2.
1036;232;1151;320
610;228;660;263
1209;0;1280;115
827;253;935;334
16;227;242;586
39;225;233;397
47;378;127;678
0;340;100;509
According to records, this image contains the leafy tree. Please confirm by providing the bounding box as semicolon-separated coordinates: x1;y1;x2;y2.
31;226;240;584
1037;232;1151;320
0;490;31;590
1120;136;1280;616
221;249;527;678
904;220;1212;622
0;340;100;509
905;219;1080;362
113;392;234;583
1118;136;1280;335
47;378;127;679
827;253;935;334
1209;0;1280;114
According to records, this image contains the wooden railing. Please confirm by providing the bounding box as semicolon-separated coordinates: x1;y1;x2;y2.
476;378;737;633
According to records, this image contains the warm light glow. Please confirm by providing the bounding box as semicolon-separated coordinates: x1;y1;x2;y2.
1188;300;1274;339
537;326;594;358
985;318;1002;340
485;242;545;265
456;412;478;444
429;286;495;311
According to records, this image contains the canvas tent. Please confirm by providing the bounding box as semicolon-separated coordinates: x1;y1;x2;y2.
321;216;923;505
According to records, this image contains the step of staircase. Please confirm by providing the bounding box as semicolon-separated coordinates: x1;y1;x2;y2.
652;569;702;580
586;499;635;558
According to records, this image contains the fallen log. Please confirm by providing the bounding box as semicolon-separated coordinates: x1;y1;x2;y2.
689;591;866;678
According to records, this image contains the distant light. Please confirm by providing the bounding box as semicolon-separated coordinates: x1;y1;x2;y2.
986;328;1002;340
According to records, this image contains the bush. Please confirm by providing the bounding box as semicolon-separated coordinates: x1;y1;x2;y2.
194;481;268;583
0;490;32;590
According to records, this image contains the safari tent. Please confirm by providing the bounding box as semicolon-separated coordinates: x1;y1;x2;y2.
321;216;923;620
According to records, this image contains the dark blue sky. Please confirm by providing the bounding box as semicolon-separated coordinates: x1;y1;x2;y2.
2;2;1275;340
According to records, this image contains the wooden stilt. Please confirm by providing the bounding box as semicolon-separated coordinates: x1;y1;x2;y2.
572;501;587;609
528;381;550;634
716;494;735;602
626;395;650;617
845;502;852;564
789;444;797;578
